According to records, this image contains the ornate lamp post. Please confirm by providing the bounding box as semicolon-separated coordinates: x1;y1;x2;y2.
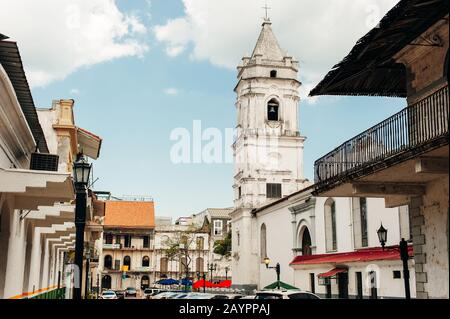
72;154;91;300
264;257;280;290
207;262;217;282
377;223;411;299
225;266;229;281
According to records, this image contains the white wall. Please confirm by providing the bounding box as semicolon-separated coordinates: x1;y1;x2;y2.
256;204;295;289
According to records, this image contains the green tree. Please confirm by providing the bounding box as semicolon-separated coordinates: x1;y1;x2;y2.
213;231;231;257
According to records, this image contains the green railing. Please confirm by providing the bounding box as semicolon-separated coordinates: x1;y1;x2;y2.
29;287;66;299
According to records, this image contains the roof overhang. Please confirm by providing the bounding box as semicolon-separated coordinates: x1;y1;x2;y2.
309;0;449;97
0;167;74;209
0;39;49;152
77;127;102;159
290;245;414;267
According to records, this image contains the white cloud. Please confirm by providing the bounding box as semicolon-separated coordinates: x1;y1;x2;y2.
154;17;193;57
164;88;179;95
70;88;80;95
0;0;149;88
153;0;399;103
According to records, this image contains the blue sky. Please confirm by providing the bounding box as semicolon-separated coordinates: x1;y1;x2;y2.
18;0;404;218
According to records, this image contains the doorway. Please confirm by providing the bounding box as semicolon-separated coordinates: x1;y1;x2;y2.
337;272;349;299
101;275;112;290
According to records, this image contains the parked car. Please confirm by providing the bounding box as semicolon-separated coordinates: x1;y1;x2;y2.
114;290;125;299
255;290;320;299
188;293;216;299
210;294;243;299
152;291;180;299
144;288;161;299
240;295;256;299
100;290;118;299
125;287;137;297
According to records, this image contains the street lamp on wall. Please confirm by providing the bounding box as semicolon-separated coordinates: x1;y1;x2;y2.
263;257;281;290
377;223;387;250
72;154;92;300
376;223;410;299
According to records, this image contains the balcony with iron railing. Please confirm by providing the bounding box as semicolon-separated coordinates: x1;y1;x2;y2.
314;85;449;193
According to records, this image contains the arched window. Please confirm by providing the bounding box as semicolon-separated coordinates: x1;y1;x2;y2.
104;255;112;269
196;257;204;273
324;198;337;252
123;255;131;269
267;99;279;121
160;257;168;274
301;227;312;256
352;197;369;248
270;70;277;78
101;275;112;290
196;237;204;250
260;223;267;262
142;256;150;267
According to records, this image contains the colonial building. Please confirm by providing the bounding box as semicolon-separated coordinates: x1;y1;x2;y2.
309;0;448;299
153;218;210;283
191;207;233;281
0;34;101;299
230;18;308;291
99;199;155;292
252;185;415;298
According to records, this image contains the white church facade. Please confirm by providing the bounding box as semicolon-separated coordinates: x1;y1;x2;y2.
230;19;416;298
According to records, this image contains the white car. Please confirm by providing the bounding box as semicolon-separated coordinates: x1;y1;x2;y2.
152;291;181;299
255;289;320;299
100;290;118;299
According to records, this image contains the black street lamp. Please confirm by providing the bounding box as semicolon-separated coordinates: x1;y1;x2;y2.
207;263;217;282
263;257;281;290
225;266;229;281
377;223;411;299
72;154;91;300
377;223;387;250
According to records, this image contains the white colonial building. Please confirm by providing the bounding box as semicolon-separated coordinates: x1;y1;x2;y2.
229;19;416;298
0;34;101;299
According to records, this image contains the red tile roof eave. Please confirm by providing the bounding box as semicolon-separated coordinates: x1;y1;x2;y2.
289;246;414;266
103;226;155;230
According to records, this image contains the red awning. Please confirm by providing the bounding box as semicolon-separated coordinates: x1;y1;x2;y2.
290;245;414;266
215;280;231;288
192;279;215;289
318;268;347;278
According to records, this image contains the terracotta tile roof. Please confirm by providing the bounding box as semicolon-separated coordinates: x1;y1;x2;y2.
104;201;155;229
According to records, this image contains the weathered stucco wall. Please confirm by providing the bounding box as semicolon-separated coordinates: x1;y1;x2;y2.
422;176;449;298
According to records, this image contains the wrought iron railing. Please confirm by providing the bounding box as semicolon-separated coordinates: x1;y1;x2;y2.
314;85;449;187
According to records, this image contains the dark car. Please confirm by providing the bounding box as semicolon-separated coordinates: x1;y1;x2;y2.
114;290;125;299
125;287;137;297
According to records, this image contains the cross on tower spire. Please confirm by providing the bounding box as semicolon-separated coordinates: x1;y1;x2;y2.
262;1;271;21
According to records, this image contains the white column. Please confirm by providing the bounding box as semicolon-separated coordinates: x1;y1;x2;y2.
40;240;50;290
3;209;27;298
27;229;43;292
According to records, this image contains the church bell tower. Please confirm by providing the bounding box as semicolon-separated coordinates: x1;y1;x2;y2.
230;18;307;291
